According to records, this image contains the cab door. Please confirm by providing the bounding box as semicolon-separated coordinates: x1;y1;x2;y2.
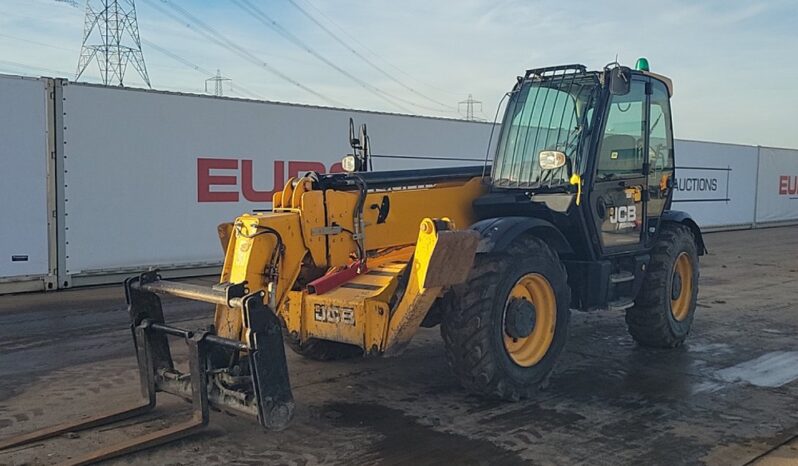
644;79;675;230
590;76;649;251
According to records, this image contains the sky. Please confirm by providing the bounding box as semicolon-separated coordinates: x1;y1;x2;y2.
1;0;797;148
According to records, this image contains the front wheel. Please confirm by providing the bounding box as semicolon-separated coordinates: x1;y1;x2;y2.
626;223;700;347
440;237;570;401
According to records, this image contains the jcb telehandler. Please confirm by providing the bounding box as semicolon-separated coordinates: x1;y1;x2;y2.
1;60;704;464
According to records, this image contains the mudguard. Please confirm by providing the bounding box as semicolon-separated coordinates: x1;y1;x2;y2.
661;210;707;255
470;216;574;255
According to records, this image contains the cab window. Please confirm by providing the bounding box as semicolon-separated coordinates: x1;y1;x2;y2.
596;79;646;179
646;79;675;218
648;81;674;175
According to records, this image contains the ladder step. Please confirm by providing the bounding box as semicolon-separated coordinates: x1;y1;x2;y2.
610;272;635;284
608;298;635;311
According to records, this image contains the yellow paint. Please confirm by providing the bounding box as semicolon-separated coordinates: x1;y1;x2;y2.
323;177;485;267
624;186;642;202
213;212;306;341
282;250;409;351
212;175;486;353
570;174;582;206
671;252;693;321
503;273;557;367
382;219;479;355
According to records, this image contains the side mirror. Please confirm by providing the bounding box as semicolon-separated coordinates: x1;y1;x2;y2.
539;150;567;170
608;66;631;95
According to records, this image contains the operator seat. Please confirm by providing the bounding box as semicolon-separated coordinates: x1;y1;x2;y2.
598;134;639;175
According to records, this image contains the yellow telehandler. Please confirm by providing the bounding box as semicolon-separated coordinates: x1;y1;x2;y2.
1;60;704;464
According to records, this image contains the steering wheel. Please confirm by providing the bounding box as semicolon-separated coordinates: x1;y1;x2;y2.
616;102;632;112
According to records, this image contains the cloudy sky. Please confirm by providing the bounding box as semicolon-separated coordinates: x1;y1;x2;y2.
1;0;796;148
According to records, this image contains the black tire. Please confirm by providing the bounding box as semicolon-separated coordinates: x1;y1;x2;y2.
440;237;570;401
626;223;699;348
283;329;363;361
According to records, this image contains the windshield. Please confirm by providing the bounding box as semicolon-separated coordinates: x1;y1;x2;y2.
492;74;599;188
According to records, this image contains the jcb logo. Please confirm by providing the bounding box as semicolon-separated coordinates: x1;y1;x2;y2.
313;304;356;325
610;205;637;224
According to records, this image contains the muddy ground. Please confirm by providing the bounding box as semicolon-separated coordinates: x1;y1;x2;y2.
1;226;798;465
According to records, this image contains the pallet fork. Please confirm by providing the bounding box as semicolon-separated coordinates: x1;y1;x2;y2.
0;271;294;465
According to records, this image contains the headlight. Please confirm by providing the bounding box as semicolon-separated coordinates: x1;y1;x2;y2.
341;154;357;172
539;150;567;170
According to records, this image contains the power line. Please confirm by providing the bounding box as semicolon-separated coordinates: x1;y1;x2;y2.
141;39;213;76
295;0;463;98
142;0;342;106
232;0;414;113
0;33;74;53
282;0;456;112
0;59;72;78
141;39;263;99
76;0;151;87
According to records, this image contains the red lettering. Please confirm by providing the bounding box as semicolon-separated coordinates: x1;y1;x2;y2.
198;158;238;202
198;158;352;203
780;175;798;195
242;160;284;202
288;161;326;179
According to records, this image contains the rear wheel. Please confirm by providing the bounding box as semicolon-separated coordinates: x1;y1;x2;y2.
441;237;570;400
626;223;699;347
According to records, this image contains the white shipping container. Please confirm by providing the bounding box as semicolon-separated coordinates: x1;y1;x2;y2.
0;75;54;292
59;83;496;283
755;146;798;224
671;140;759;229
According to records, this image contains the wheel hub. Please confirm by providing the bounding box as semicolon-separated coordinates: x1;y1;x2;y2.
505;298;536;339
671;272;682;300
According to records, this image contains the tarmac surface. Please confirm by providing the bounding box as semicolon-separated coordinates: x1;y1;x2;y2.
1;226;798;465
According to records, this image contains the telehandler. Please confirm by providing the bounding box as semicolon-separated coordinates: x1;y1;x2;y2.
1;60;704;464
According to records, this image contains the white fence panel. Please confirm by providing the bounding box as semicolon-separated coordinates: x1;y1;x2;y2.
671;140;758;229
0;75;50;282
60;84;495;277
755;146;798;224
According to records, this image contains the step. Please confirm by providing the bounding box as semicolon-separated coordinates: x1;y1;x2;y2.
608;298;635;311
610;271;635;284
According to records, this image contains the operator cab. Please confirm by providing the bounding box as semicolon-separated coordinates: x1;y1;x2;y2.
476;60;676;258
473;60;684;311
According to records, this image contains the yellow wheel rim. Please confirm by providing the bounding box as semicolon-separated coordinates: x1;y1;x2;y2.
671;252;693;321
503;273;556;367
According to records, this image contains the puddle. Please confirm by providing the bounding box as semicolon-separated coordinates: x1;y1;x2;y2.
687;342;732;354
324;402;525;465
716;351;798;387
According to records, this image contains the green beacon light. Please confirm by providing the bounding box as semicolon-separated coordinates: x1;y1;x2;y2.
635;57;650;71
